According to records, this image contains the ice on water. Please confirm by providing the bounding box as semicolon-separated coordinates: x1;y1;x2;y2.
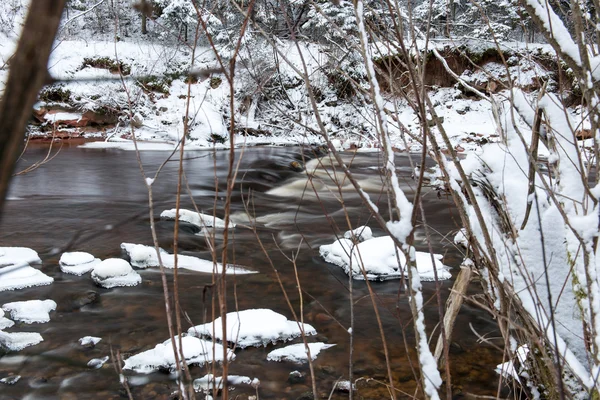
187;309;316;348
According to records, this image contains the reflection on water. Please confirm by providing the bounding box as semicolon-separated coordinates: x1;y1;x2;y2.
0;145;504;399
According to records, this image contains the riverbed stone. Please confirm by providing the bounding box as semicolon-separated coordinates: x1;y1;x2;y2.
288;370;305;384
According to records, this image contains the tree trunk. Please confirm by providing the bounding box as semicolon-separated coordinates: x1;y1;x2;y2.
0;0;67;222
141;13;147;34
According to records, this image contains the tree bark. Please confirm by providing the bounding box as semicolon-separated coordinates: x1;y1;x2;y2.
0;0;66;222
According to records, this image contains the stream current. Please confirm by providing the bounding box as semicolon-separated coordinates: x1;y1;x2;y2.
0;145;503;399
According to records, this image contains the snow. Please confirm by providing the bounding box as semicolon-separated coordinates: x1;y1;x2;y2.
0;264;54;292
123;336;235;374
59;252;101;275
411;265;443;397
160;208;235;229
453;229;468;248
343;226;373;242
0;331;44;351
0;247;52;291
87;356;109;369
121;243;256;274
0;247;42;267
0;375;20;385
193;374;253;393
187;309;317;348
522;0;582;66
319;236;451;281
91;258;141;288
0;310;14;330
266;342;335;364
79;336;102;347
2;300;57;324
44;112;82;122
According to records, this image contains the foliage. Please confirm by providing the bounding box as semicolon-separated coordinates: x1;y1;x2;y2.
81;56;132;75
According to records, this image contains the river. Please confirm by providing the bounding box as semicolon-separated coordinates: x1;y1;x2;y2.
0;144;503;399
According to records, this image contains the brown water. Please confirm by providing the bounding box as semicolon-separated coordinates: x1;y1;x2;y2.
0;145;503;399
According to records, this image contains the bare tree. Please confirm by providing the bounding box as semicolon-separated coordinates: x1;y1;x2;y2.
0;0;66;221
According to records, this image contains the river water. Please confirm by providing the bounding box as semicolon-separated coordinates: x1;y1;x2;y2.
0;145;503;399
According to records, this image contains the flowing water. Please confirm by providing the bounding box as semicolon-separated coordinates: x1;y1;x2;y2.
0;144;504;399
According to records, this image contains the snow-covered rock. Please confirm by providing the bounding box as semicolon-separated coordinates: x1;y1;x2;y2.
123;336;235;374
188;309;316;348
79;336;102;347
0;264;53;292
0;310;14;329
87;356;109;369
0;375;20;385
2;300;57;324
193;374;258;393
0;331;43;351
319;236;451;281
0;247;41;267
453;229;469;248
267;342;335;364
160;209;235;229
91;258;141;288
59;252;101;275
0;247;51;291
121;243;256;274
344;226;373;242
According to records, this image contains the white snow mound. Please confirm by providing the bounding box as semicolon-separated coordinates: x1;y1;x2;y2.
319;236;451;281
160;209;235;229
79;336;102;346
0;331;43;351
0;309;14;329
193;374;255;393
0;264;53;292
121;243;256;274
2;299;57;323
123;336;235;374
0;247;41;267
267;342;336;364
59;252;101;275
91;258;141;288
188;309;316;348
344;226;373;242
